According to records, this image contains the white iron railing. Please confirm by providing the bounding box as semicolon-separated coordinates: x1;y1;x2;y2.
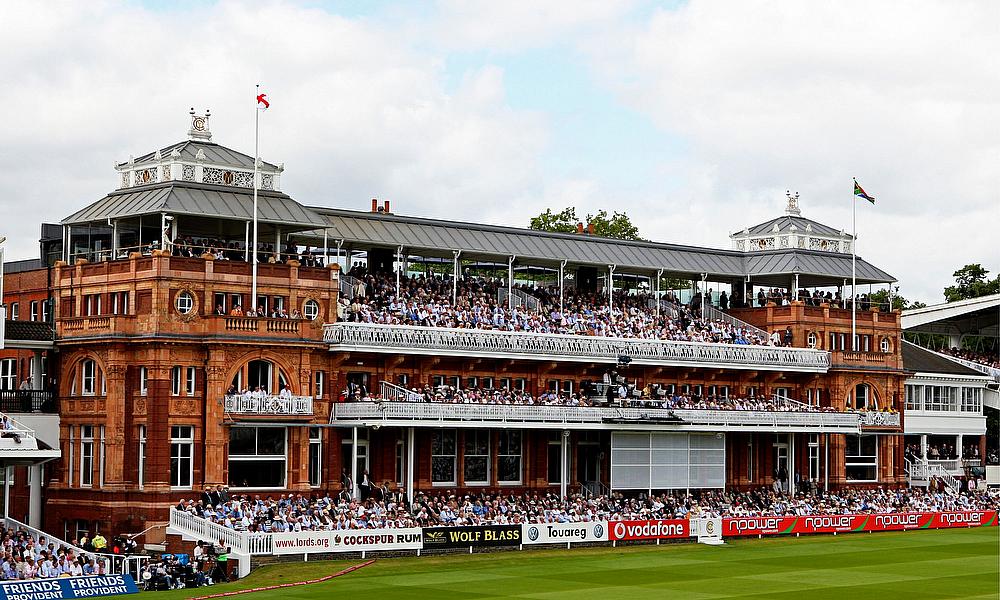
329;401;861;432
379;381;422;403
224;394;313;416
324;323;831;372
2;517;112;573
169;508;273;555
703;303;769;340
339;274;360;301
498;287;542;312
858;411;902;428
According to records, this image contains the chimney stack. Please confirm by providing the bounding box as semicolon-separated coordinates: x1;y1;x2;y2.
576;222;584;234
384;200;391;214
371;198;379;212
587;223;595;235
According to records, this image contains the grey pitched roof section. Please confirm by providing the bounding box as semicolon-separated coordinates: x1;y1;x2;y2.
302;208;895;283
61;182;327;228
744;251;895;283
901;341;986;377
120;141;279;171
740;215;847;238
4;321;54;342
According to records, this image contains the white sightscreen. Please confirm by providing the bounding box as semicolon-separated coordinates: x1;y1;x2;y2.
611;432;726;490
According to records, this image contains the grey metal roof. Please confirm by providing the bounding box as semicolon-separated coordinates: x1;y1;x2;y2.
300;208;895;284
901;341;986;377
745;250;895;285
739;215;847;238
4;321;54;342
120;140;279;171
61;182;327;228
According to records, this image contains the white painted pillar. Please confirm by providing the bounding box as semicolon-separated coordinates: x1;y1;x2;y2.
3;467;9;518
32;351;43;391
920;434;927;460
789;434;795;494
558;260;567;313
608;265;616;312
396;246;403;297
560;430;569;500
824;433;829;492
111;220;119;259
28;465;42;528
507;255;515;310
655;269;663;318
452;251;461;306
244;221;250;261
956;434;963;460
406;427;415;501
351;426;359;499
275;228;281;261
322;230;329;265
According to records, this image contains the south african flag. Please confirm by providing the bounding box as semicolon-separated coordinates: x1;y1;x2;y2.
854;179;875;204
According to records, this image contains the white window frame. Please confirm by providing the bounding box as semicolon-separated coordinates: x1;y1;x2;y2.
497;430;522;485
961;387;982;413
807;332;817;348
30;301;39;322
844;434;878;482
185;367;196;396
80;425;94;488
175;291;194;315
431;429;457;486
138;425;146;490
303;299;320;320
905;384;923;411
170;425;194;489
81;360;97;396
463;430;491;486
228;426;287;490
308;427;322;488
171;366;181;396
0;359;15;390
314;371;325;399
8;303;17;321
808;434;820;481
139;367;148;396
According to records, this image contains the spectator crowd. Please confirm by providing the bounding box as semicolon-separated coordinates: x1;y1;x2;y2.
174;485;998;534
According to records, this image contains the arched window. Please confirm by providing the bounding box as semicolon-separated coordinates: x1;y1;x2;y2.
73;358;105;397
231;360;292;395
806;332;818;349
849;383;877;411
303;299;320;321
880;337;891;353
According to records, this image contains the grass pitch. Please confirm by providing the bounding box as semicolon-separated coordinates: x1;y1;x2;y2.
153;527;999;599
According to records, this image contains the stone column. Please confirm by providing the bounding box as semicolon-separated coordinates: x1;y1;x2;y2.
143;367;172;491
102;362;128;491
203;353;229;487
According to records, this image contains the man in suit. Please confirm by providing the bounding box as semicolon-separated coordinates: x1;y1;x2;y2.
340;469;353;499
359;470;372;501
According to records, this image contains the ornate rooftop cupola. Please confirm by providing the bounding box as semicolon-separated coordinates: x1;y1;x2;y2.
731;191;854;254
113;108;284;192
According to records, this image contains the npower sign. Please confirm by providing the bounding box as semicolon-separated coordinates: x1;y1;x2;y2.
522;522;609;545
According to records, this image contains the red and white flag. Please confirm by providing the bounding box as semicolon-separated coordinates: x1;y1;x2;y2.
256;92;269;109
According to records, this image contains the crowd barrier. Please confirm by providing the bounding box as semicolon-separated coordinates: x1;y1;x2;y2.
262;511;996;556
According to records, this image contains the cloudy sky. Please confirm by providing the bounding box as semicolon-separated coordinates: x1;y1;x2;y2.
2;0;997;303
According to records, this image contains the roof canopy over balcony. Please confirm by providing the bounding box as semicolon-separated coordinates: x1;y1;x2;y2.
325;322;831;372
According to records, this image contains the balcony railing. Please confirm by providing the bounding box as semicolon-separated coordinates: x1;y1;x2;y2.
224;394;313;416
858;411;901;428
323;323;831;372
329;401;861;432
0;391;57;413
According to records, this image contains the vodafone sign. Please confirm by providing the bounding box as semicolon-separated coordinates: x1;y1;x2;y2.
610;519;690;541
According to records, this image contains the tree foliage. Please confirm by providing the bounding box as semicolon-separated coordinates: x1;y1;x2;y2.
943;264;1000;302
529;207;643;241
868;289;925;311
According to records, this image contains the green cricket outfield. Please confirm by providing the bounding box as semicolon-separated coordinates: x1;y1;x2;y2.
148;527;999;599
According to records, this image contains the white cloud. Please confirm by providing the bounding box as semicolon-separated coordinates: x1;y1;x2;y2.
0;0;552;261
585;0;1000;302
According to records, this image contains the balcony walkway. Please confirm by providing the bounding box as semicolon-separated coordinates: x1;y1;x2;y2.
329;401;862;433
324;323;831;373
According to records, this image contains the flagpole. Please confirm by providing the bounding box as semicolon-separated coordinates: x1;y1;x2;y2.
251;83;260;313
851;179;857;351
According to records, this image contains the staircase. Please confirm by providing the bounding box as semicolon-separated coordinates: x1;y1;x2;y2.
498;287;542;312
167;508;268;577
379;381;421;402
905;457;960;494
703;304;769;340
